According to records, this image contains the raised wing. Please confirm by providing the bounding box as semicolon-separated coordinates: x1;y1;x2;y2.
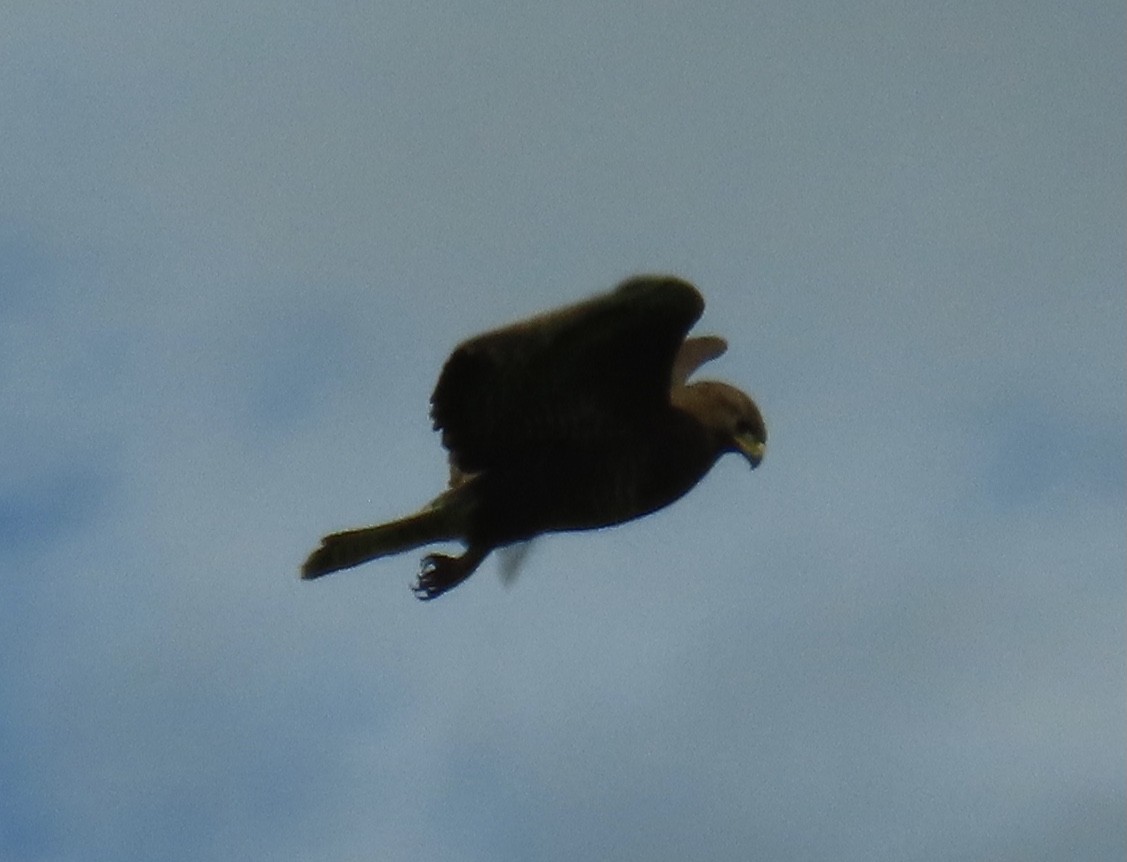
430;275;705;473
671;336;727;388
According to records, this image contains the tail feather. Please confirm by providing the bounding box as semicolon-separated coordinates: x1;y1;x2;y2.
301;507;459;580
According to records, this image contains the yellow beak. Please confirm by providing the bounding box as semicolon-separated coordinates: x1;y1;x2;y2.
734;433;766;469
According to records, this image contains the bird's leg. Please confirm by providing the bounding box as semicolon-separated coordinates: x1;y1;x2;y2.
412;545;489;601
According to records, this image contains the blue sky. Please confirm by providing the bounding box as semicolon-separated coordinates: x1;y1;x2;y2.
1;2;1124;860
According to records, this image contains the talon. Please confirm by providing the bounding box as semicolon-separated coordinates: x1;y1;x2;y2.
409;552;478;601
411;554;441;600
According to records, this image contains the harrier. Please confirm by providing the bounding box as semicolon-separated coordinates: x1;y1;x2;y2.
302;275;766;599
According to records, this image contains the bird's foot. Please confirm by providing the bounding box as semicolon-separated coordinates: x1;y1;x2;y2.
412;553;476;601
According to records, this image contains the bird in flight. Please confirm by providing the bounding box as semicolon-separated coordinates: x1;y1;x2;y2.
301;275;766;600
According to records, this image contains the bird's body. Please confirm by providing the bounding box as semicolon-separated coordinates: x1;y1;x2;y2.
302;275;766;599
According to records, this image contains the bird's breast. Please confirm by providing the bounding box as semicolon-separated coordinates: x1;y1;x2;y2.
469;420;718;543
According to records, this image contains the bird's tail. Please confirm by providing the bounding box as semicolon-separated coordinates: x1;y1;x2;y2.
301;500;462;580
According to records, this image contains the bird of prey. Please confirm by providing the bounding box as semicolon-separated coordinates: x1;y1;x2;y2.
301;274;766;600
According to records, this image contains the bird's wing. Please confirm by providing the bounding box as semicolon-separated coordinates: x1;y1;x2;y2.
431;275;705;472
671;335;727;388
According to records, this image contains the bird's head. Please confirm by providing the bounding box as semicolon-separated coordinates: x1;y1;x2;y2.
672;381;766;468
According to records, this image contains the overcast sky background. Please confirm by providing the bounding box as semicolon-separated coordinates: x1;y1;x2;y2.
1;3;1124;860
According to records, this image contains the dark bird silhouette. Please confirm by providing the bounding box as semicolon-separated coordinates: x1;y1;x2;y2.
301;275;766;600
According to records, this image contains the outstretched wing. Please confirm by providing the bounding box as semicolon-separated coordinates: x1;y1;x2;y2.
431;275;705;473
